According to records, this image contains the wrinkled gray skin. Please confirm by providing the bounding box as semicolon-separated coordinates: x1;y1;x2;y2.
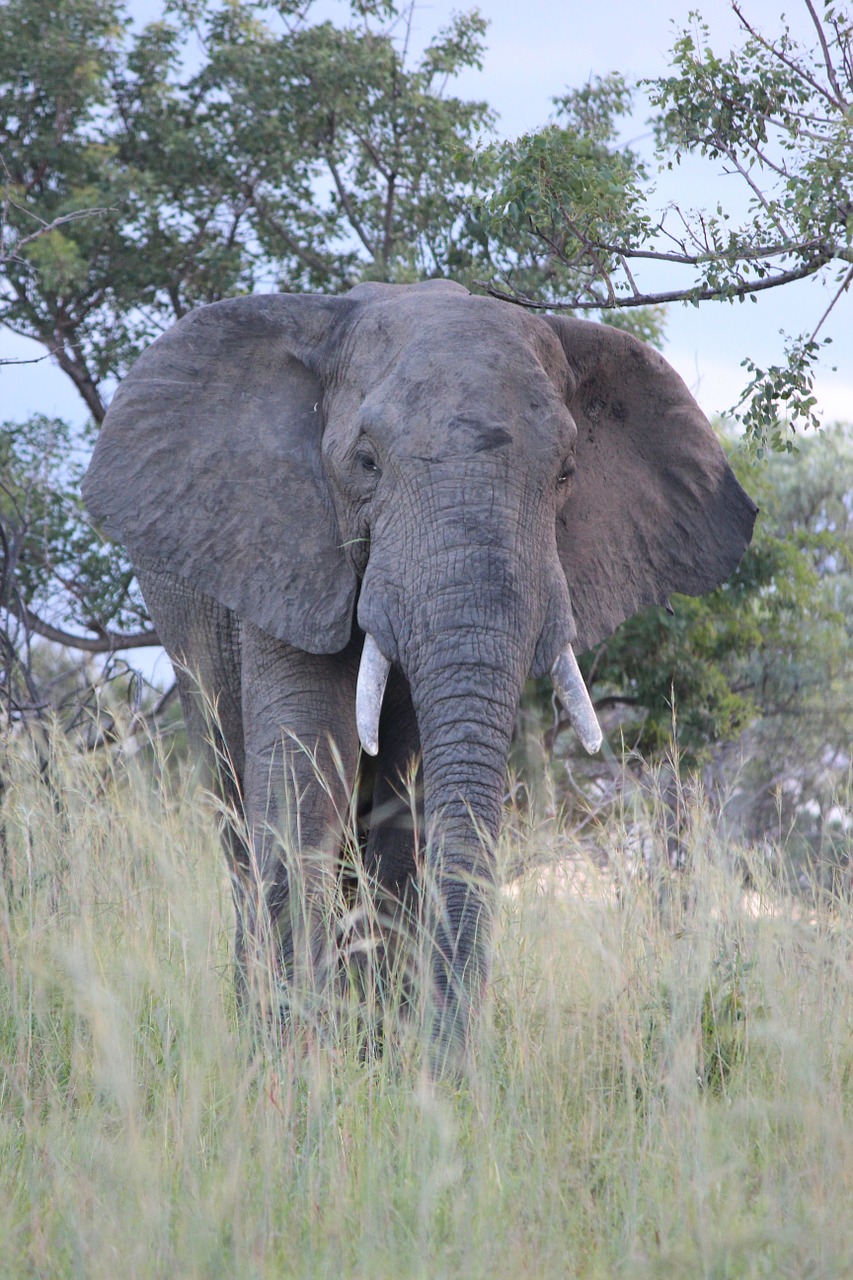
83;280;756;1067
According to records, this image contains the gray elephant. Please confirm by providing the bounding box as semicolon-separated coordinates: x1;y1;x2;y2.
83;280;756;1066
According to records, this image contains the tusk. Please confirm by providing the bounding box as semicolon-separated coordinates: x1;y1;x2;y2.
550;645;603;755
356;633;391;756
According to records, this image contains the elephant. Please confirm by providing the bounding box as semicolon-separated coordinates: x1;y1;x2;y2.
82;279;757;1068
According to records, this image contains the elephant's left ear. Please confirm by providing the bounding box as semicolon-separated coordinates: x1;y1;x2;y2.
83;294;358;654
543;316;758;654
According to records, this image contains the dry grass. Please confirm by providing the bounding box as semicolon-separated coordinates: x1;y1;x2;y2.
2;727;853;1278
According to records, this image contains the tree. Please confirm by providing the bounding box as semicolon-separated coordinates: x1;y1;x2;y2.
0;0;494;717
715;425;853;866
474;1;852;451
0;0;492;422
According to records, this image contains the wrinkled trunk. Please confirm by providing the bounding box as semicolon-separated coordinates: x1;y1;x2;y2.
404;622;529;1067
358;469;567;1069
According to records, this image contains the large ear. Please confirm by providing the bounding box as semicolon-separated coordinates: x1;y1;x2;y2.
83;294;358;654
543;316;758;654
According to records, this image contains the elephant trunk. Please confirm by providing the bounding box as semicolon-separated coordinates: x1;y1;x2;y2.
403;625;529;1066
355;471;600;1067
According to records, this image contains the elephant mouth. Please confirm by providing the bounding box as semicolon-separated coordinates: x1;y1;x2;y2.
355;631;602;758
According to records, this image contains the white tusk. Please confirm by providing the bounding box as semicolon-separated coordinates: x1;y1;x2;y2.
550;645;603;755
356;633;391;756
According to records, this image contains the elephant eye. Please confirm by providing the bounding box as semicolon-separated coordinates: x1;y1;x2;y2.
355;449;381;477
557;458;576;487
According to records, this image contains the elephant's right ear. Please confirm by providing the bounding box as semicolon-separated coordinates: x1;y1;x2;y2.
543;315;758;654
83;294;358;654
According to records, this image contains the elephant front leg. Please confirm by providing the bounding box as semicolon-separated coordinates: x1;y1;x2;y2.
356;668;423;1028
363;668;423;908
238;624;360;1028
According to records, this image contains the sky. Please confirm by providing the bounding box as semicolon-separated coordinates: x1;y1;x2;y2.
446;0;850;425
2;0;850;428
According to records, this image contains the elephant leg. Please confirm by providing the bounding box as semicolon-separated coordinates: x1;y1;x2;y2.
363;668;422;904
238;622;360;1020
357;670;423;1023
134;564;253;1003
134;562;247;862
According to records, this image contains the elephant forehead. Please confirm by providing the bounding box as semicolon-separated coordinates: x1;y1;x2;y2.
360;367;575;459
366;337;567;419
334;290;577;456
360;406;574;468
349;287;558;375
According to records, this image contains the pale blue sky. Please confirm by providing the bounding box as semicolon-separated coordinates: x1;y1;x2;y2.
421;0;850;424
2;0;850;425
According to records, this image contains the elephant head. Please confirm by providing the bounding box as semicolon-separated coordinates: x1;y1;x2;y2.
83;280;756;1057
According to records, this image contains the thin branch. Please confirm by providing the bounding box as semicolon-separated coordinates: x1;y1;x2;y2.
803;0;847;106
0;348;56;368
350;128;393;181
0;205;109;266
556;204;618;304
568;230;828;269
618;254;641;299
732;2;846;110
477;248;833;310
730;132;795;185
5;600;159;653
719;148;792;239
838;14;853;87
810;263;853;341
254;197;334;276
322;153;377;258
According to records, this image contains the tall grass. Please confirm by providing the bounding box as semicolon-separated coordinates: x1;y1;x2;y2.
2;729;853;1278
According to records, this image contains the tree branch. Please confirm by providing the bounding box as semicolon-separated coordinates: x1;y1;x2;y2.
803;0;847;107
0;204;109;266
322;153;377;258
254;197;334;276
732;2;846;110
810;263;853;341
7;279;107;422
5;600;159;653
534;218;831;270
477;249;833;311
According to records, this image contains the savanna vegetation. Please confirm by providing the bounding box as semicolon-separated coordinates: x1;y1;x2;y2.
1;0;852;1272
3;729;853;1276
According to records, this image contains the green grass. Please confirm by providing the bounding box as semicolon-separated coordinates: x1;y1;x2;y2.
2;732;853;1278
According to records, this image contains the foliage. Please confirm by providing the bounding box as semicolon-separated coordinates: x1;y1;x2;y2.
475;2;853;450
0;415;143;629
474;76;649;296
2;731;853;1275
0;413;156;728
0;0;493;424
